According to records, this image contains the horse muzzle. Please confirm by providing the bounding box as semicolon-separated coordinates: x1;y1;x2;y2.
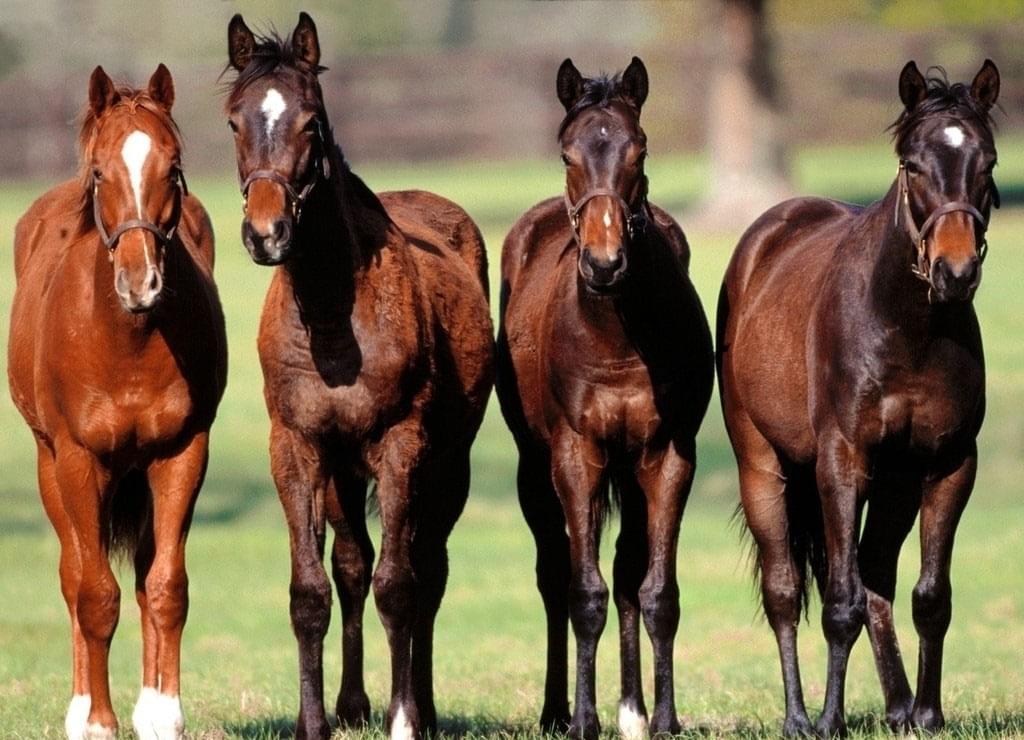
579;247;628;294
929;255;981;303
242;217;293;265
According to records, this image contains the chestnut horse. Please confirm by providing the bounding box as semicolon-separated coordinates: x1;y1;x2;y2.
497;58;714;739
224;14;494;740
717;60;1000;736
7;65;226;740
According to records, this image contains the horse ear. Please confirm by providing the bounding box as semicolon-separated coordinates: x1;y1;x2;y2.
147;63;175;111
971;59;1000;110
228;14;256;72
89;65;119;117
556;58;584;112
621;56;649;111
292;12;321;68
898;60;927;111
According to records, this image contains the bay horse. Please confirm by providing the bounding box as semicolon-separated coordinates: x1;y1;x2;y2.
224;14;494;740
7;64;227;740
717;60;1000;736
496;58;714;739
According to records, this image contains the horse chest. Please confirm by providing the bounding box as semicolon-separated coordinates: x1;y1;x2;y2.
552;364;661;446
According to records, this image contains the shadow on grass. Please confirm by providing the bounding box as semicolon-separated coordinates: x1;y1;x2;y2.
223;712;530;739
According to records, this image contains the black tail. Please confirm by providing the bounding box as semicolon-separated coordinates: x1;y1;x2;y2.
105;469;152;561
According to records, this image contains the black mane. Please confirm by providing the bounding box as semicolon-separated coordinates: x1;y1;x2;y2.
224;28;327;97
558;72;626;139
889;67;996;150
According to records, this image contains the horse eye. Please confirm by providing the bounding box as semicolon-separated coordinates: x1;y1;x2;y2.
227;120;239;134
561;153;571;167
303;118;318;134
903;160;921;176
92;168;103;182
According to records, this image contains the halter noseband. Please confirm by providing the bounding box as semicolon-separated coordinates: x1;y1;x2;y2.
564;181;650;243
239;117;331;222
895;161;989;286
93;170;187;252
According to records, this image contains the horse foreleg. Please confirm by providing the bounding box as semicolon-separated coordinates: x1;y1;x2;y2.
517;447;571;732
551;426;608;740
327;471;373;728
53;439;118;739
36;439;91;738
858;484;918;731
611;474;648;739
911;447;976;732
815;435;869;738
373;421;423;740
634;440;693;737
271;423;333;740
131;432;208;740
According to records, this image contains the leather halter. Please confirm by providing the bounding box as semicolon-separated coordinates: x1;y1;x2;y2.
239;117;331;222
564;181;650;243
895;161;989;285
93;170;187;252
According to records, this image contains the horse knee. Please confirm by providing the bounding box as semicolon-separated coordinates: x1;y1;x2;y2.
78;574;120;641
569;576;608;639
762;573;802;630
145;566;189;630
639;578;680;639
912;577;951;639
373;560;415;628
290;571;332;640
821;583;866;647
332;547;371;604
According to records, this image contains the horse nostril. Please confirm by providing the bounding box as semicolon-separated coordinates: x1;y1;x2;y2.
606;251;623;271
273;218;291;244
959;256;980;286
115;269;130;296
148;269;161;294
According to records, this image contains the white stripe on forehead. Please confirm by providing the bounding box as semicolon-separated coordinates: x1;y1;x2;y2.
262;88;287;137
121;130;152;218
944;126;965;148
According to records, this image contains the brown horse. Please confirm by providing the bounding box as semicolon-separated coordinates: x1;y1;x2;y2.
717;60;1000;736
7;65;227;740
224;14;494;740
496;58;714;739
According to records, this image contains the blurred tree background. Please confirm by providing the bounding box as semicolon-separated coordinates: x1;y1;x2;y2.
0;0;1020;206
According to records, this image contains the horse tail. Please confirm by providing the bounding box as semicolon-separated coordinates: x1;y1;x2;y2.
106;469;152;561
786;471;827;615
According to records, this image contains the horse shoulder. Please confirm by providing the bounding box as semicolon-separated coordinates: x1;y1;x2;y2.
647;202;692;272
178;193;216;271
500;197;567;291
12;180;82;280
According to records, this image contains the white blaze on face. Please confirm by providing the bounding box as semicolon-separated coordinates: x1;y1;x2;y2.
261;88;287;138
944;125;965;148
121;130;152;218
603;208;613;228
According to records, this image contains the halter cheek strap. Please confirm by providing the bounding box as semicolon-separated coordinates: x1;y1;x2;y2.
895;162;990;285
564;180;650;243
239;118;331;222
93;170;186;252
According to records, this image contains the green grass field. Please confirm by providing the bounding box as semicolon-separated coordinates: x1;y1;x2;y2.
1;141;1023;738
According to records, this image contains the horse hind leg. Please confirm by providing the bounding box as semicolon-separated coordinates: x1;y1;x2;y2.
327;470;373;728
611;472;649;739
516;447;571;732
857;476;918;731
409;449;472;736
35;439;91;738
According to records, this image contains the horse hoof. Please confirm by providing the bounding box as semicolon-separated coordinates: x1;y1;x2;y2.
782;713;815;737
539;707;571;734
568;714;600;740
912;706;945;733
814;714;848;738
388;704;419;740
647;709;679;737
618;702;649;739
336;691;371;727
294;717;331;740
885;701;914;732
84;723;117;740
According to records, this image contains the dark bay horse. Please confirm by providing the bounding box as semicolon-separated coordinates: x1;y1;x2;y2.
717;60;1000;736
224;14;494;740
7;65;227;740
497;58;714;739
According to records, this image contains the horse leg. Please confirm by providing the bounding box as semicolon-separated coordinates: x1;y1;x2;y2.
35;438;91;737
857;483;918;731
815;435;869;737
551;425;608;740
327;470;373;727
612;473;649;739
517;447;571;732
634;440;695;736
271;424;333;740
911;448;976;732
373;421;424;740
410;449;471;735
130;432;208;740
53;439;118;738
130;520;161;737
